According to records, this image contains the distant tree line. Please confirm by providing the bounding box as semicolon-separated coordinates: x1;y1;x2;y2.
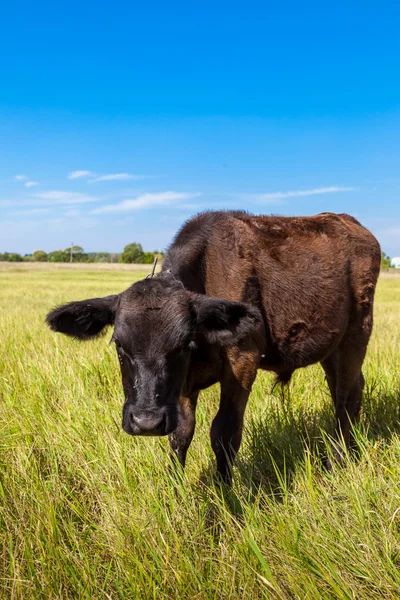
1;247;393;270
0;243;164;264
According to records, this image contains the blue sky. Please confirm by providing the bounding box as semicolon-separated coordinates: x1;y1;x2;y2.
1;1;399;255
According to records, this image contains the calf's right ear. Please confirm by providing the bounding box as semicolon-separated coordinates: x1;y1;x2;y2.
46;294;118;340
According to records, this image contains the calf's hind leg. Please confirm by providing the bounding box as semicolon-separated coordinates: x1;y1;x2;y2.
322;332;368;466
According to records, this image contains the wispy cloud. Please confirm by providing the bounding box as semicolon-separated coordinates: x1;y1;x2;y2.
176;202;206;211
251;186;356;202
67;170;96;180
10;208;49;216
89;173;146;183
14;175;39;187
33;190;99;205
63;208;81;217
93;191;201;213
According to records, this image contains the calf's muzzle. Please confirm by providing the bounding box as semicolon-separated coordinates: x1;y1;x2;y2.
123;405;175;436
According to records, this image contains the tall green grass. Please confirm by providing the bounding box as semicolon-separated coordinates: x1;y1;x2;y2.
0;266;399;599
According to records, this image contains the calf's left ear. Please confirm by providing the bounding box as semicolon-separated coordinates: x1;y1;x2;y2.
192;295;261;345
46;294;118;340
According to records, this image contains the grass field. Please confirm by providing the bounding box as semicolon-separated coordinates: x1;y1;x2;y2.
1;265;400;599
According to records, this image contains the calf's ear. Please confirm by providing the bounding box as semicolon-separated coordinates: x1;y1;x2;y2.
46;294;118;340
192;295;261;345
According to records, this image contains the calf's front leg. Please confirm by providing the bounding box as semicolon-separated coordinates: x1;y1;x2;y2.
168;392;198;469
211;351;257;485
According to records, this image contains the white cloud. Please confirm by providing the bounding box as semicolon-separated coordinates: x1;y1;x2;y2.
251;186;356;202
93;191;201;214
33;190;99;205
24;181;39;188
176;202;206;211
89;173;146;183
63;209;81;217
14;175;28;181
67;170;96;179
10;208;49;216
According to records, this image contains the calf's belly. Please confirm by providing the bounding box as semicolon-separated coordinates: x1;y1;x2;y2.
259;320;345;373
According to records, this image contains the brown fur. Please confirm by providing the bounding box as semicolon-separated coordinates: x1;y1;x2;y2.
163;211;381;480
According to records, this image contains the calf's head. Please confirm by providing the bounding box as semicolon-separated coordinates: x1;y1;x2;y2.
46;273;260;437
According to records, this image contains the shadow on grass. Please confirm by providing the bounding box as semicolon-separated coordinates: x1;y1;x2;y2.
198;382;400;513
236;394;334;502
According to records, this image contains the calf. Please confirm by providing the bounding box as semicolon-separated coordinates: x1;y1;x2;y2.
46;211;381;483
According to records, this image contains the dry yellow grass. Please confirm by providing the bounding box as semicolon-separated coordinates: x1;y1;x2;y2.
0;267;399;598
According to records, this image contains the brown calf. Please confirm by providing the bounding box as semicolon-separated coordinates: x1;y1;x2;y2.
46;211;381;483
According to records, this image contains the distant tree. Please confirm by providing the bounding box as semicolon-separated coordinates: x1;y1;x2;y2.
94;252;111;263
33;250;48;262
0;252;10;261
48;250;69;262
119;243;144;263
137;251;155;264
64;245;84;254
8;253;23;262
64;245;84;262
381;252;391;271
74;253;89;263
110;253;119;263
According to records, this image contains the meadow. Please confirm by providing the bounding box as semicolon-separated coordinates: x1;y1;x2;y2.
0;263;400;599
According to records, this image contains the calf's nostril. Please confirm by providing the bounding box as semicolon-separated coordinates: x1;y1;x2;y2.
130;411;165;434
129;410;136;427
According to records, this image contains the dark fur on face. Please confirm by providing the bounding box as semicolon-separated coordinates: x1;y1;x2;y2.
46;271;261;437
